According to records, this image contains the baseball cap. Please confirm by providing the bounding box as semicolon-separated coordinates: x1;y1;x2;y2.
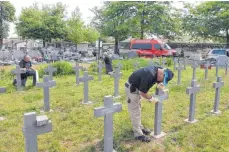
163;69;174;86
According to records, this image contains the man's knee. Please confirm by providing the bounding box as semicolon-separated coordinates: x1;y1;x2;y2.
27;70;36;76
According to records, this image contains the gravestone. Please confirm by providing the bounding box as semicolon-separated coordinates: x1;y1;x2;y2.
225;59;229;75
204;61;210;80
78;71;94;104
185;80;200;123
98;61;104;81
11;65;26;91
150;88;169;138
73;63;83;85
173;58;178;71
191;61;199;80
110;68;122;98
36;75;56;112
44;65;57;80
211;77;224;114
176;62;184;85
94;96;122;152
133;62;140;71
23;112;52;152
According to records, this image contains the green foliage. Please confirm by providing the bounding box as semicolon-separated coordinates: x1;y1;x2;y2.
0;1;15;48
91;2;182;54
182;1;229;46
16;2;67;46
66;7;99;44
38;61;74;78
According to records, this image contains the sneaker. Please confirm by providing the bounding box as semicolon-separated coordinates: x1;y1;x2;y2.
142;128;151;135
135;135;151;142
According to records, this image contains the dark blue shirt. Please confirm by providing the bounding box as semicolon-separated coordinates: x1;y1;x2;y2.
128;66;161;93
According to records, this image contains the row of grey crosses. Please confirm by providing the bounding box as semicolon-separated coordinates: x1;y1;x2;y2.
0;57;228;152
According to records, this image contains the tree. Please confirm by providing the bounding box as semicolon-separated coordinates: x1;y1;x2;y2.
66;7;99;45
83;26;99;43
129;1;181;39
91;2;133;54
16;2;67;47
0;1;15;49
182;1;229;47
91;2;181;54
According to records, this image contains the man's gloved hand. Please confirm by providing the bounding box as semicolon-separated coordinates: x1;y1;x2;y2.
149;96;159;103
157;83;165;90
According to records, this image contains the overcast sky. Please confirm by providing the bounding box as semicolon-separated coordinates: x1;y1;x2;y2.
8;0;189;38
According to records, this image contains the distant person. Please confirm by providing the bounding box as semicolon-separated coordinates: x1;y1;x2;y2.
13;55;37;87
103;52;113;74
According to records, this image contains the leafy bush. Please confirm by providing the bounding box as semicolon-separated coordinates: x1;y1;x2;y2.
38;61;75;78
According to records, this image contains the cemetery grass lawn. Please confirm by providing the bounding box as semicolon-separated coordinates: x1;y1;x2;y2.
1;60;229;152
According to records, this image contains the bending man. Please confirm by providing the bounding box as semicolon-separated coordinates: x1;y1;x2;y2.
125;65;174;142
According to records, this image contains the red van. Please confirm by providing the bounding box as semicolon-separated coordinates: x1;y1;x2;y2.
130;39;176;57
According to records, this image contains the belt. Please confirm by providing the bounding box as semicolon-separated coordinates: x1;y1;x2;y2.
125;82;130;88
125;82;139;94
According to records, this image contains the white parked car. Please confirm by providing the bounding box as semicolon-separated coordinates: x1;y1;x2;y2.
206;49;229;66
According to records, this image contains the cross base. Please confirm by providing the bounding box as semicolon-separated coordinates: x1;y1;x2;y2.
81;101;93;105
150;132;166;139
0;116;6;121
184;118;198;124
211;110;221;115
41;109;54;113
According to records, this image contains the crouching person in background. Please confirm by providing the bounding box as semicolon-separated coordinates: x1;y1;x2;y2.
13;55;37;87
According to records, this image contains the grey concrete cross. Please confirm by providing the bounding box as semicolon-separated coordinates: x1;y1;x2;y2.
185;80;200;123
94;96;122;152
98;61;104;81
215;59;220;77
173;58;178;71
133;62;140;71
162;58;166;67
36;75;56;112
44;65;57;80
150;88;169;139
11;65;26;91
0;86;6;93
110;67;122;98
148;60;154;66
211;76;224;114
73;63;83;85
116;62;123;70
176;61;184;85
0;86;6;121
225;59;229;75
191;61;199;80
204;61;210;80
183;58;187;70
78;71;94;104
23;112;52;152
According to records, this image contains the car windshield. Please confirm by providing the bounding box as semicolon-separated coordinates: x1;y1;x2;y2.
131;43;152;50
212;49;226;55
160;43;171;50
